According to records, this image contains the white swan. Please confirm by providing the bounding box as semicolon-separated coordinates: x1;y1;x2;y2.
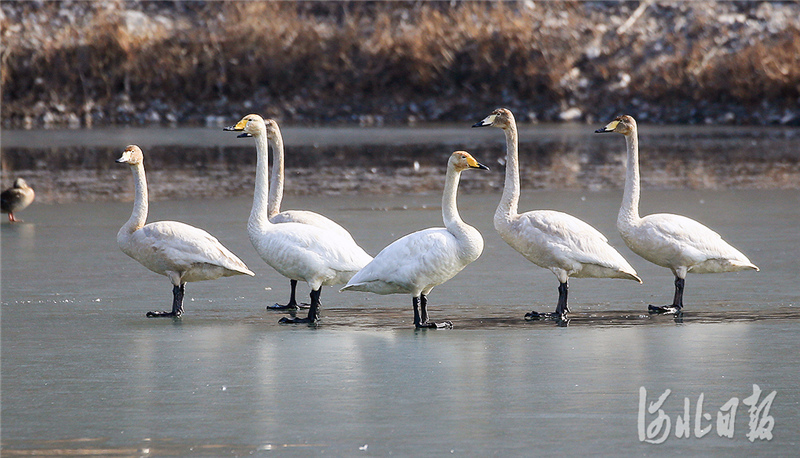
261;118;365;309
225;114;373;324
596;115;759;313
116;145;255;317
1;178;35;222
473;108;641;320
341;151;489;329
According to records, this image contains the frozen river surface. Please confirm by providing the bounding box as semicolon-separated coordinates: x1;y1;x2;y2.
2;189;799;456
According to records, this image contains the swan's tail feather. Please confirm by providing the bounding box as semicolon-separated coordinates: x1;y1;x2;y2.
340;283;360;292
225;259;255;276
622;271;643;283
731;260;759;272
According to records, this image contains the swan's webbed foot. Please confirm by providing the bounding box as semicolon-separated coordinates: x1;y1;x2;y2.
525;282;570;321
648;305;682;315
268;303;296;310
146;310;182;318
524;310;545;320
415;320;453;329
278;315;318;324
524;310;568;322
278;288;320;325
268;302;310;311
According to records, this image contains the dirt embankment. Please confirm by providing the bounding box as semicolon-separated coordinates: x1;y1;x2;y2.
3;1;800;129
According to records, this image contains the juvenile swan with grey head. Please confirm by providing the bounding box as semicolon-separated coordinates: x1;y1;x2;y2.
474;108;641;320
116;145;254;317
596;115;758;313
341;151;489;329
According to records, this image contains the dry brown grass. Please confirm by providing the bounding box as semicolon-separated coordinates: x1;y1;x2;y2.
2;1;799;127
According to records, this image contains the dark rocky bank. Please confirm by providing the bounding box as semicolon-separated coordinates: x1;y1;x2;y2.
2;1;800;129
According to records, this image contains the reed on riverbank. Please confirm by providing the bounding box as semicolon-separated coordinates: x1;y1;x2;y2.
2;1;800;128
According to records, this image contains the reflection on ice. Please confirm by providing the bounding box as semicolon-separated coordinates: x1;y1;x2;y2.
302;306;800;330
2;189;798;456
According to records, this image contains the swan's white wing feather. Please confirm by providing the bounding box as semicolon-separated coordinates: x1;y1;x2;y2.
344;228;465;295
632;213;756;270
507;210;636;275
519;210;609;244
271;210;353;239
252;222;372;287
129;221;253;275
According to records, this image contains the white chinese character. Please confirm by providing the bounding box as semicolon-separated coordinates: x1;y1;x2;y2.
716;397;739;438
694;393;712;438
638;387;671;444
675;397;691;439
742;384;777;442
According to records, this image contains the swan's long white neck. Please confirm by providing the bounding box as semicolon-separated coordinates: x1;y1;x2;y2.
442;165;468;239
497;122;520;221
619;128;642;227
267;130;285;219
250;131;273;232
122;162;148;234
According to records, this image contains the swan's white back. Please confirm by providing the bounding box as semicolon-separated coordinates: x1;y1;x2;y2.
344;226;481;296
250;221;373;290
623;211;757;274
120;220;254;282
270;210;351;238
499;209;640;281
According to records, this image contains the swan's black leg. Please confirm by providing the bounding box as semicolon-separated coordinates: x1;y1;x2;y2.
307;288;321;323
525;281;569;321
147;283;185;318
413;296;422;327
673;277;685;309
415;294;452;329
555;282;570;317
268;279;299;310
649;276;685;314
268;279;310;310
279;288;321;324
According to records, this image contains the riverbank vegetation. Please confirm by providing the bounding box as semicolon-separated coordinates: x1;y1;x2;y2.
3;1;800;128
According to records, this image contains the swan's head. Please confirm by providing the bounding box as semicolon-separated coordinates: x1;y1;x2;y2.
472;108;515;129
224;114;266;138
116;145;144;166
449;151;490;172
12;178;30;189
264;118;282;140
595;115;637;136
